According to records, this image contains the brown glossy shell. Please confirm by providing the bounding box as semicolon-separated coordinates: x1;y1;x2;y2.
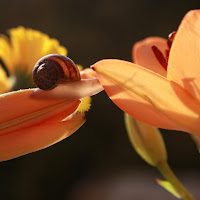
32;54;81;90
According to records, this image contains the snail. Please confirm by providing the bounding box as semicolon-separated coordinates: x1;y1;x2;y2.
32;54;81;90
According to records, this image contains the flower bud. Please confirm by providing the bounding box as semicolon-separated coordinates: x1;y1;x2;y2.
124;113;167;166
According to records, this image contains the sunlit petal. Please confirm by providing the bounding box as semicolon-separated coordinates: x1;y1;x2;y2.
133;37;168;76
92;59;200;135
31;78;104;100
80;68;98;79
0;114;85;161
0;89;80;135
167;10;200;101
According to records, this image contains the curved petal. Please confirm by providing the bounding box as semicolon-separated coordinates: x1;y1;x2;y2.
0;89;80;135
92;59;200;135
9;26;67;74
167;10;200;101
133;37;168;77
81;68;98;79
0;35;13;72
0;114;85;161
31;78;104;100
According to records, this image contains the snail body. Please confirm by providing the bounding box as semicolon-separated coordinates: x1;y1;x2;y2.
32;54;81;90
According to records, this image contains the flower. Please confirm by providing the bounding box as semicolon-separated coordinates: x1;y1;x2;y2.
0;27;104;161
92;10;200;136
0;70;103;161
0;26;67;91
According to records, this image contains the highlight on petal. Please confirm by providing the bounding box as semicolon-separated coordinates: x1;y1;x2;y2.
0;89;80;134
167;10;200;101
133;37;168;77
31;78;104;100
0;89;84;161
92;59;200;135
80;68;98;79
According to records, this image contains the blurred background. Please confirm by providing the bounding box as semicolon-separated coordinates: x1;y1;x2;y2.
0;0;200;199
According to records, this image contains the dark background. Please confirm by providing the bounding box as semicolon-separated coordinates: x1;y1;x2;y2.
0;0;200;199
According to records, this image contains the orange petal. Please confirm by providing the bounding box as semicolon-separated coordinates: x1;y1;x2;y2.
167;10;200;101
0;89;80;135
92;59;200;135
0;89;85;161
0;114;85;161
133;37;168;77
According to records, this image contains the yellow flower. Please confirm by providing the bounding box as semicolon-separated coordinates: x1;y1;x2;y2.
0;26;67;91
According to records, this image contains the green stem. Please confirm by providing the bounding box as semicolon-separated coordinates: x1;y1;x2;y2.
157;161;195;200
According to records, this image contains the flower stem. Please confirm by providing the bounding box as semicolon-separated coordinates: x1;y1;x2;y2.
157;161;195;200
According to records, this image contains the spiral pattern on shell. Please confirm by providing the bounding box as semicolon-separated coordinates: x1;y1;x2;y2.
32;54;81;90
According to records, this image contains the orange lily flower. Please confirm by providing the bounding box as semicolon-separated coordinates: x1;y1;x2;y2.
0;77;103;162
92;9;200;136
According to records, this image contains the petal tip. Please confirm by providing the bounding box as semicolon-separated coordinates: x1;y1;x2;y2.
90;65;95;71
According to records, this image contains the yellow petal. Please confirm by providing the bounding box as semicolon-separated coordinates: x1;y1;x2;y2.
8;26;67;74
92;59;200;135
0;67;10;93
0;35;13;71
77;96;92;113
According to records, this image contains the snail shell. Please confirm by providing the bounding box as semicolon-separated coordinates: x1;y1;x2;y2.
32;54;81;90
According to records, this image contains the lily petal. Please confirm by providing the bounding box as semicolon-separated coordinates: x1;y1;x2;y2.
133;37;168;77
0;89;85;161
0;114;85;161
92;59;200;135
167;10;200;101
31;78;104;100
0;89;80;135
80;68;98;79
